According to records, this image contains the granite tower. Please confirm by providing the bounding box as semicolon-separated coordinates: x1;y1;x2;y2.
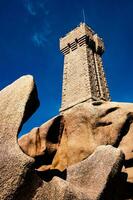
60;23;110;112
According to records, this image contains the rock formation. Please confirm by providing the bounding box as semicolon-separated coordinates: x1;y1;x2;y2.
0;76;133;199
19;101;133;185
32;145;125;200
0;75;40;200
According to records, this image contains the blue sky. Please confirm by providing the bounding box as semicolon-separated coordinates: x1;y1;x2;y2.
0;0;133;136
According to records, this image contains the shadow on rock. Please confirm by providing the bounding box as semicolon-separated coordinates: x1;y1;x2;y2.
36;169;67;182
123;182;133;199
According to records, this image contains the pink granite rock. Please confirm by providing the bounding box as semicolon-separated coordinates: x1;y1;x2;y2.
0;75;40;200
33;145;125;200
19;101;133;184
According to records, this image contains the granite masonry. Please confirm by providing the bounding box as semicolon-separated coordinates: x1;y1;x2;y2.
60;23;110;112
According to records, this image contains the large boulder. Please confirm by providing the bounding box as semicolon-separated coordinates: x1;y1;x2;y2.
0;75;40;200
33;145;125;200
19;101;133;184
0;76;131;199
66;145;125;200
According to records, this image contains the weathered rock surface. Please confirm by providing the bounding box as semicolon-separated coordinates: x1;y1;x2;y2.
0;75;40;200
18;115;64;172
19;101;133;184
1;76;133;199
32;145;125;200
67;145;125;200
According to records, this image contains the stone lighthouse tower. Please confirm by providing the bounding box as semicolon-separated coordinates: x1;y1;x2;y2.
60;23;110;113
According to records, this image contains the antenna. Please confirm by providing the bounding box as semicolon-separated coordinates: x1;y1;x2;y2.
82;8;86;23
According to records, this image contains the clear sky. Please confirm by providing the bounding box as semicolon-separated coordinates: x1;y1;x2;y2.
0;0;133;137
